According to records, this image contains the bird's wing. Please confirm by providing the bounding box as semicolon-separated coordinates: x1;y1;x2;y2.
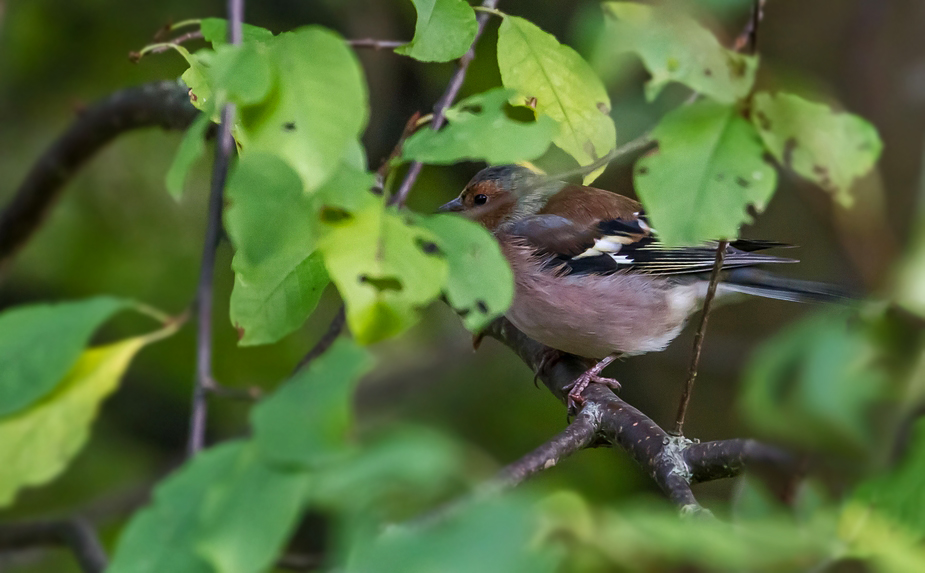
506;212;797;277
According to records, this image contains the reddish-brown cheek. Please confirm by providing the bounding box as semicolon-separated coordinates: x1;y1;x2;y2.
472;197;515;231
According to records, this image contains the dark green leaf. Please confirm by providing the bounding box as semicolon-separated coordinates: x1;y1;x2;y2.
200;18;275;46
0;297;130;417
634;100;777;245
251;339;373;468
165;112;211;200
224;153;328;346
751;91;883;206
197;444;311;573
602;2;758;102
394;0;477;62
415;213;513;331
497;16;616;184
402;89;558;165
740;311;886;453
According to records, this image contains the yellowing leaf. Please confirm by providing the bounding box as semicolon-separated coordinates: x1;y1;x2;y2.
602;2;758;103
751;91;883;206
0;335;156;507
497;16;616;184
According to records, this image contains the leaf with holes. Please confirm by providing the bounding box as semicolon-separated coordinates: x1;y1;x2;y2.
415;213;513;331
252;338;373;468
0;297;132;417
402;88;558;165
751;91;882;206
394;0;477;62
0;331;170;507
634;100;777;246
602;2;758;103
314;179;447;344
497;16;616;184
224;154;329;346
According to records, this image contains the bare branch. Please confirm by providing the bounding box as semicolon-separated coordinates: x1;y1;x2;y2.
389;0;501;207
0;517;107;573
293;305;346;374
187;0;244;457
347;38;405;50
0;81;197;277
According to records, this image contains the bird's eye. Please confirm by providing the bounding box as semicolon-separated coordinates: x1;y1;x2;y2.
473;194;488;205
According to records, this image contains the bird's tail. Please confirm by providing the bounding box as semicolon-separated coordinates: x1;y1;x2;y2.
720;268;853;304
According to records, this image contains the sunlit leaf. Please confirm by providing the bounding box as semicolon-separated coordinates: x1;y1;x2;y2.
314;172;448;344
634;100;777;245
394;0;477;62
165;112;211;200
0;296;130;417
0;335;155;507
415;213;513;331
740;311;886;453
197;443;311;573
200;18;275;46
602;2;758;103
236;27;369;192
210;42;275;105
109;442;242;573
751;91;883;206
402;88;558;165
348;494;559;573
497;16;616;184
251;339;373;468
225;153;328;346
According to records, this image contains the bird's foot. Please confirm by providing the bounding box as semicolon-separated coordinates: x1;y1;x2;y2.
564;353;621;413
533;347;565;388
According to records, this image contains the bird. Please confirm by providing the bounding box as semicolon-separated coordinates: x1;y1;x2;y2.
438;164;846;408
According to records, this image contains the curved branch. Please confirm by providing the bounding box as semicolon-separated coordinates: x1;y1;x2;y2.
0;80;198;275
0;517;107;573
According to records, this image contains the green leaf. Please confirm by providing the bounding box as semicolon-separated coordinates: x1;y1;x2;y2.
415;213;513;331
394;0;477;62
210;42;275;106
230;253;329;346
236;27;369;192
314;175;448;344
0;296;130;417
602;2;758;103
751;91;883;206
251;339;373;468
739;311;886;453
200;18;275;46
165;112;211;200
225;153;328;346
852;419;925;537
0;336;152;507
109;442;242;573
402;88;558;165
180;47;216;114
197;443;311;573
348;494;560;573
634;100;777;246
497;16;616;184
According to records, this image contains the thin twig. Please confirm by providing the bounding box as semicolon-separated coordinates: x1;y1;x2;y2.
389;0;501;206
129;30;204;62
347;38;406;50
0;517;107;573
733;0;766;55
545;132;654;183
293;305;346;373
187;0;243;458
672;240;728;436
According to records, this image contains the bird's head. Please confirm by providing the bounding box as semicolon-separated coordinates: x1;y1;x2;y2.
438;165;549;231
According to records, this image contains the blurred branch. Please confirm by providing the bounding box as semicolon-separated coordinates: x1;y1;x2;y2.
347;38;405;50
0;81;197;278
187;0;243;457
293;305;346;373
484;318;795;510
0;517;107;573
389;0;501;207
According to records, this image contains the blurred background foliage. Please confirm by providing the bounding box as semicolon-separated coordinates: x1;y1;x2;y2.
1;0;925;571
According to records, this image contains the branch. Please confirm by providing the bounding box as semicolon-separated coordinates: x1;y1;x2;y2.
0;517;107;573
484;318;794;510
389;0;501;207
347;38;406;50
0;81;197;276
187;0;243;457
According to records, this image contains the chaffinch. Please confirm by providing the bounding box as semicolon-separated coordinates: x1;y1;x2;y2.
439;165;843;406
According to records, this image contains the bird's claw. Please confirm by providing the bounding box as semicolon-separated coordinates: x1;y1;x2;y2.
563;353;621;414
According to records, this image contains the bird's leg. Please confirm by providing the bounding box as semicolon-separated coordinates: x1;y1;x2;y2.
564;353;621;411
533;346;565;388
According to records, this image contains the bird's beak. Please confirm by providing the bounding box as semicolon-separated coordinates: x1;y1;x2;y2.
437;197;464;213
